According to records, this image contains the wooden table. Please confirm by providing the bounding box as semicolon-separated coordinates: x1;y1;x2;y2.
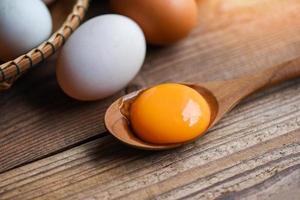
1;0;300;199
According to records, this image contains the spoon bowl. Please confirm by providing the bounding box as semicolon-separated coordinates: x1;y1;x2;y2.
105;57;300;150
104;84;219;150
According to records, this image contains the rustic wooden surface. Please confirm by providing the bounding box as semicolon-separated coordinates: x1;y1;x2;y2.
1;0;300;199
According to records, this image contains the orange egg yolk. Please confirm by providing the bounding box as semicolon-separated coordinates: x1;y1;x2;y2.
130;83;211;144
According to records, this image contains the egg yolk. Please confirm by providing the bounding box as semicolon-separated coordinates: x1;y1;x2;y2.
130;83;211;144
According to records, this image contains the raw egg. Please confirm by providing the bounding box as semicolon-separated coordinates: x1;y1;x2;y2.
56;14;146;101
110;0;199;45
130;83;211;144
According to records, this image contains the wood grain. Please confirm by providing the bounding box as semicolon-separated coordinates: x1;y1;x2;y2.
1;79;300;199
1;0;300;173
1;0;300;199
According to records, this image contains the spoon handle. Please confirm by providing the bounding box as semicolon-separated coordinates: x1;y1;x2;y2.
201;56;300;125
253;56;300;89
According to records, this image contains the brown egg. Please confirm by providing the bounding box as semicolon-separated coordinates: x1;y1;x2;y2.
110;0;198;45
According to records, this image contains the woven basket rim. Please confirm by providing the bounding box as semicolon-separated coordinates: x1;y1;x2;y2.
0;0;89;90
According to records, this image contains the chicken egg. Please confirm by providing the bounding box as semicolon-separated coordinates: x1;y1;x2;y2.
110;0;199;45
56;14;146;101
0;0;52;61
130;83;211;144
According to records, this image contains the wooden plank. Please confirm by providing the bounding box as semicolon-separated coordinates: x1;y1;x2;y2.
0;0;300;180
0;0;114;173
0;79;300;199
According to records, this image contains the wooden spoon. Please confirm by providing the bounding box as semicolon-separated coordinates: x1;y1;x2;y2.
105;57;300;150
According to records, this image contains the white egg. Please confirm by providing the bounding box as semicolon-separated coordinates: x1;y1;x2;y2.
0;0;52;61
56;14;146;101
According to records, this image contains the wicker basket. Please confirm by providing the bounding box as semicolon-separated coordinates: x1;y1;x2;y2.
0;0;89;91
